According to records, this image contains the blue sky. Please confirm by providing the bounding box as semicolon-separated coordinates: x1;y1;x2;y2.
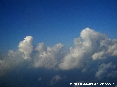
1;0;117;52
0;0;117;87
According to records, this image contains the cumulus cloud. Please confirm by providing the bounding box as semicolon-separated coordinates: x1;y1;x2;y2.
107;41;117;56
59;28;117;70
0;50;24;76
0;28;117;77
33;43;64;69
18;36;33;59
0;36;33;76
95;62;116;79
59;28;107;70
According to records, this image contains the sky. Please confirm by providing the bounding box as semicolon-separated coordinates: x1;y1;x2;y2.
0;0;117;87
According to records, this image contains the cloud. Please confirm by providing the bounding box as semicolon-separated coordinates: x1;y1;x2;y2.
33;43;64;69
18;36;33;59
0;28;117;77
0;36;34;76
0;50;24;76
107;41;117;56
81;68;86;73
50;75;62;85
59;28;108;70
95;62;116;79
92;39;117;60
59;28;117;70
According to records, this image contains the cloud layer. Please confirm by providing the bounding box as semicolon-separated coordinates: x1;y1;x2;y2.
0;28;117;79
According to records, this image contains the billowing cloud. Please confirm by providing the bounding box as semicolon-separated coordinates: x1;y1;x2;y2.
18;36;33;59
0;28;117;78
0;50;24;76
33;43;64;69
59;28;107;70
59;28;117;70
92;39;117;60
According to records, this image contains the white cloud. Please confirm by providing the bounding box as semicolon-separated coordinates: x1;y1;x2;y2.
59;28;108;70
107;42;117;56
35;42;47;54
0;36;33;76
0;50;24;76
95;62;116;79
58;28;117;70
0;28;117;77
92;38;117;60
33;43;64;69
18;36;33;59
92;51;106;60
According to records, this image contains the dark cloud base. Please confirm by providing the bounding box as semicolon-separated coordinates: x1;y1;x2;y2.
0;56;117;87
0;70;117;87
